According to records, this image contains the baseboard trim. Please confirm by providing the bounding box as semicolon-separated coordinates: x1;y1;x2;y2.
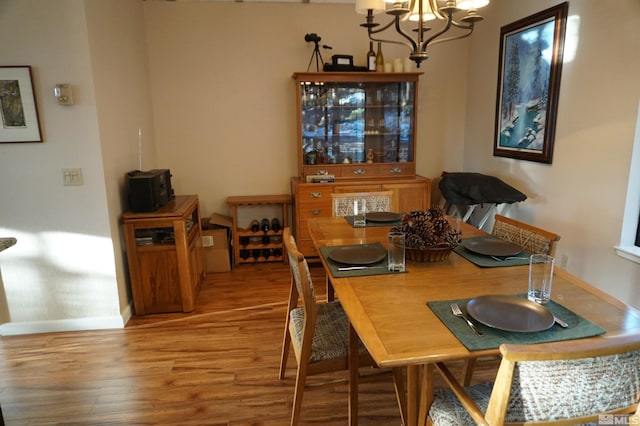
0;312;130;336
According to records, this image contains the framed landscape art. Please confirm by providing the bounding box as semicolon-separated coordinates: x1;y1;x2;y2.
493;3;568;164
0;66;42;143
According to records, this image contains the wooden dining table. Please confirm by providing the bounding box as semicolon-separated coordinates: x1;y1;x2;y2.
308;216;640;426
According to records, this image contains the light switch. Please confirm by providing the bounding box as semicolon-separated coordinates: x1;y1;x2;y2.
62;168;83;186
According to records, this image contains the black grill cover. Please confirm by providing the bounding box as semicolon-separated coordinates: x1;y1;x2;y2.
439;172;527;206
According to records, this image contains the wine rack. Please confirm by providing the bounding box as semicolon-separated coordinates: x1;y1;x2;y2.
226;194;291;266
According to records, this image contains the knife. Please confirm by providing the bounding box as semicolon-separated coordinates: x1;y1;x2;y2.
554;316;569;328
338;266;386;271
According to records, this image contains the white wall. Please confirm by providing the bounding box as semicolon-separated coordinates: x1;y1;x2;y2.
0;0;152;334
463;0;640;306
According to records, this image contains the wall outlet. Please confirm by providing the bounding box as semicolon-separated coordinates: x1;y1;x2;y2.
559;254;569;269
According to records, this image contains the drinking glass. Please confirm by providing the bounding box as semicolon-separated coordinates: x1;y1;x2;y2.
528;254;554;304
353;199;367;227
387;231;406;272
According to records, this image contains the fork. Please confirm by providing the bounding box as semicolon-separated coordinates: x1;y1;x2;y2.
451;303;483;335
490;255;529;261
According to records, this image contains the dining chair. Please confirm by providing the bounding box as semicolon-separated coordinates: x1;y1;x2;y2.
491;214;561;256
331;191;394;217
459;215;562;386
279;228;379;425
428;333;640;425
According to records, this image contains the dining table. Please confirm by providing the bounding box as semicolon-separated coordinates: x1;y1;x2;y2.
308;216;640;426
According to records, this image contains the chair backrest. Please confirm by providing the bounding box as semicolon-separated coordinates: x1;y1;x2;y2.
283;228;317;327
331;191;393;217
491;214;560;256
485;334;640;425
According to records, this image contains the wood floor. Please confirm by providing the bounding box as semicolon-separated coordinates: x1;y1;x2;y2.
0;262;496;425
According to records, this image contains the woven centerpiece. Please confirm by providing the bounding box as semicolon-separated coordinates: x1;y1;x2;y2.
406;246;454;262
392;208;462;263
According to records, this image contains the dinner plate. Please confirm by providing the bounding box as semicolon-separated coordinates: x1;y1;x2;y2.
466;295;554;332
328;245;387;265
462;236;523;257
366;212;403;223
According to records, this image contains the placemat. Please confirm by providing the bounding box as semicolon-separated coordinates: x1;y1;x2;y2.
454;236;531;268
427;295;606;351
343;216;401;228
319;243;406;278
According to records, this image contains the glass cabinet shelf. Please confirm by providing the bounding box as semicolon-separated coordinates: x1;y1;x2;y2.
294;72;421;179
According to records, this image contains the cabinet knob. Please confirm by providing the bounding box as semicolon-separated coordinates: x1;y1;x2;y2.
390;167;402;174
353;169;365;175
310;192;322;198
311;209;322;215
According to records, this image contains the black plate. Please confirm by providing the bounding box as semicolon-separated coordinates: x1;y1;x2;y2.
366;212;402;222
462;237;523;257
328;245;387;265
466;295;554;332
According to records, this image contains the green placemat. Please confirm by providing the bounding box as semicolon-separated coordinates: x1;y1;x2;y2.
427;295;606;351
343;216;401;228
319;243;406;278
454;236;531;267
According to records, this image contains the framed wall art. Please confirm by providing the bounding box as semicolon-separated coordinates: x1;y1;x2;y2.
493;3;568;164
0;66;42;143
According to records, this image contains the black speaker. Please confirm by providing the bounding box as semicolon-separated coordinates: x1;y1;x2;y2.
126;169;173;213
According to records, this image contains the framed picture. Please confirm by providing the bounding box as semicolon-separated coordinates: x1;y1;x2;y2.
0;66;42;143
493;3;568;164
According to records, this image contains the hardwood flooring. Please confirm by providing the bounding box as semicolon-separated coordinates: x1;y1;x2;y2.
0;262;496;425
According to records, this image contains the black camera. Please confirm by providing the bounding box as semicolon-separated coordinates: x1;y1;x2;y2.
305;33;321;43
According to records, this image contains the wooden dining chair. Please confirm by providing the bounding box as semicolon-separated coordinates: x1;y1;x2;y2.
491;214;561;256
279;228;378;425
459;215;562;386
428;333;640;425
331;191;394;217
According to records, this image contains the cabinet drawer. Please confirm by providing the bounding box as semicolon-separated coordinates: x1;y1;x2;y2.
298;186;333;203
298;204;331;219
338;164;374;178
298;239;320;257
376;163;415;177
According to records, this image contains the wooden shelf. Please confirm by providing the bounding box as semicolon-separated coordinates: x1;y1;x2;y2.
226;194;291;266
122;195;205;315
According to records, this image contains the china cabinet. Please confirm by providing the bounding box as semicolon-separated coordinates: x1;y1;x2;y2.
291;72;431;259
122;195;204;314
293;72;421;179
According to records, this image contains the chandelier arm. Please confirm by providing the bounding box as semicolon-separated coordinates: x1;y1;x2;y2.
394;16;420;52
419;11;455;51
368;18;401;35
426;28;474;47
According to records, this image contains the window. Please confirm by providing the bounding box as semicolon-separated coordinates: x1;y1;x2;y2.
616;100;640;263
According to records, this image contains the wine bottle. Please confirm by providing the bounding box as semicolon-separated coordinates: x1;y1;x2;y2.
250;220;260;233
261;218;270;233
271;218;281;233
376;42;384;72
367;41;376;72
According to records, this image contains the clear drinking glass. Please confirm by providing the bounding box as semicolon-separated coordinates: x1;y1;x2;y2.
353;199;367;227
528;254;554;304
387;231;406;272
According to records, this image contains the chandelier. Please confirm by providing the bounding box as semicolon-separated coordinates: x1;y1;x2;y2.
355;0;489;67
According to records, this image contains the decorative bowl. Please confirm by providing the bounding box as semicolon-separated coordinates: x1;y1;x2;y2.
405;246;454;262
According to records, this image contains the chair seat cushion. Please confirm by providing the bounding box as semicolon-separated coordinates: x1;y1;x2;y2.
290;301;367;363
429;382;493;426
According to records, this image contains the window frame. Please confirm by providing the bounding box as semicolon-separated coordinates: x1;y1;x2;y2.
615;100;640;264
